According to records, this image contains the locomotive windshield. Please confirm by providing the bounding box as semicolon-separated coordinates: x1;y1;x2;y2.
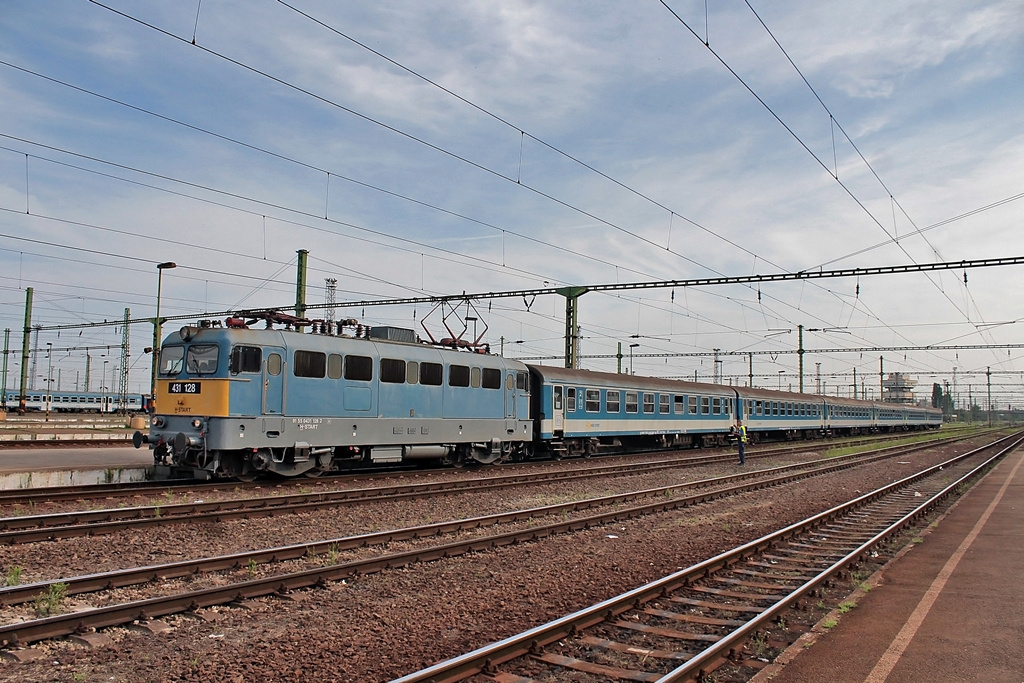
159;346;185;376
185;344;220;375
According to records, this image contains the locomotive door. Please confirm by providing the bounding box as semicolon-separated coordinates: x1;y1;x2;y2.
263;348;285;415
553;385;564;433
505;372;516;420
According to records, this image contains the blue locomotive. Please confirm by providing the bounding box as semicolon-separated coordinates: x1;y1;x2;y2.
134;315;941;479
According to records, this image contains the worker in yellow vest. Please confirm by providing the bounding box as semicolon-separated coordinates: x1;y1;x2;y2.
733;419;747;465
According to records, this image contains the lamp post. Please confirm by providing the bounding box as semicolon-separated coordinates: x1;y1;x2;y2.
152;262;177;405
45;342;53;421
629;343;639;375
778;370;784;391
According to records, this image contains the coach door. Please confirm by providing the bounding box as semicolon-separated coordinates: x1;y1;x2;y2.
263;348;285;415
553;385;564;434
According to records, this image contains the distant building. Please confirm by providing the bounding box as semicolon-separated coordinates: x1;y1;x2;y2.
882;372;917;404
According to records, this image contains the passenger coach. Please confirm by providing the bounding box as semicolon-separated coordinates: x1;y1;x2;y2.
529;365;736;456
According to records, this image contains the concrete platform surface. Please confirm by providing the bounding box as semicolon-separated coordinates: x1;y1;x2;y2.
759;445;1024;683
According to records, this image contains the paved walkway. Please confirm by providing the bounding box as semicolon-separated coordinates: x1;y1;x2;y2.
759;445;1024;683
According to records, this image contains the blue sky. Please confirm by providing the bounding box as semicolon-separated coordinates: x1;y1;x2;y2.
1;0;1022;405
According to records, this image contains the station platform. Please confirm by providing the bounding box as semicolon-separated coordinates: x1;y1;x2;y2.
757;444;1024;683
0;446;153;488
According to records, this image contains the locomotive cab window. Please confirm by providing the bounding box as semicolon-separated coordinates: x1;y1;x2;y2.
229;345;262;374
185;345;219;375
516;372;529;391
159;346;185;376
345;355;373;381
293;350;326;378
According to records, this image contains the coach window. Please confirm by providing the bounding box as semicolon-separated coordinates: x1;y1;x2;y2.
420;362;442;386
700;396;710;415
326;354;342;379
643;393;655;414
586;389;601;412
712;397;721;415
471;367;481;388
481;367;501;389
344;355;373;381
688;396;698;415
660;395;670;414
674;395;684;414
625;391;638;413
380;358;406;384
229;345;262;374
294;350;326;378
607;390;621;413
566;387;576;412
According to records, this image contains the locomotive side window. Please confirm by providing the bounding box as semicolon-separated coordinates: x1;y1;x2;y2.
625;392;638;413
229;346;262;374
470;367;481;388
420;362;442;386
407;361;420;384
516;372;529;391
643;393;655;413
327;354;342;379
585;389;600;412
606;390;620;413
267;353;282;376
186;344;219;375
344;355;373;381
294;350;326;378
566;387;576;412
160;346;185;376
380;358;406;384
482;368;501;389
449;364;470;387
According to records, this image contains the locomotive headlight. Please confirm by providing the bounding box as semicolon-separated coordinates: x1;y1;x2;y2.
151;416;165;428
191;418;203;429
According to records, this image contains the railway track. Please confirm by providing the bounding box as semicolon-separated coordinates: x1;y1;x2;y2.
0;432;1003;650
389;431;1022;683
0;433;975;544
0;431;961;509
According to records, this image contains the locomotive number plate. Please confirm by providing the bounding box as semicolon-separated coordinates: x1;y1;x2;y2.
168;382;202;394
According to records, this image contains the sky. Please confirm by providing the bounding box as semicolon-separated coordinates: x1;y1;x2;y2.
1;0;1022;407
